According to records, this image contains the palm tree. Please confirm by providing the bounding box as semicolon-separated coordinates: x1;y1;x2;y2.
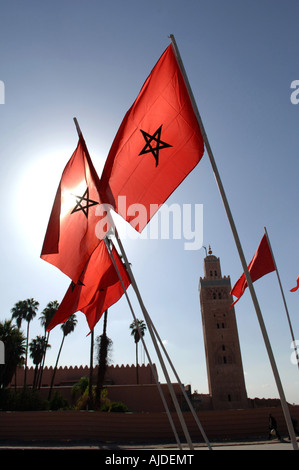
29;335;50;388
11;298;39;388
0;319;26;388
129;318;147;384
95;310;113;408
38;301;59;388
48;314;77;400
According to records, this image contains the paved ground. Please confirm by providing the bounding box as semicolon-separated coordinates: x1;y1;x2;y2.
0;438;297;451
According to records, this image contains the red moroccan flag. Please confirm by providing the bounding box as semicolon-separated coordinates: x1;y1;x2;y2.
230;234;276;306
99;44;204;232
47;240;131;332
290;275;299;292
41;136;106;283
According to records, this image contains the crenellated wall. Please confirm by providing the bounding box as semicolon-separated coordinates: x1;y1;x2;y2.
8;363;184;413
11;363;157;388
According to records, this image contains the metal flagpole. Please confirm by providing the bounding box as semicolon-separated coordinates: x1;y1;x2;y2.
169;34;298;450
105;212;195;450
264;227;299;371
103;236;183;450
146;314;212;449
105;227;212;449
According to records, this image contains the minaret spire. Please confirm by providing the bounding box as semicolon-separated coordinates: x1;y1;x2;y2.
199;249;248;410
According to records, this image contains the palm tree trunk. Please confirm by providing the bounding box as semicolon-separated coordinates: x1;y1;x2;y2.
48;334;65;400
23;321;30;389
136;342;139;384
96;310;109;408
37;331;49;389
33;364;38;389
88;329;94;408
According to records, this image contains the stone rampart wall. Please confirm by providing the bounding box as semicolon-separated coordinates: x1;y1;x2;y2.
12;363;157;387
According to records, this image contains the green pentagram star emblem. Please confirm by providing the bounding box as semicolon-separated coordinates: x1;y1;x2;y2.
139;125;172;167
71;187;99;218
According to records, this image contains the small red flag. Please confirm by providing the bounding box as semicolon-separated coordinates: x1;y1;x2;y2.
290;275;299;292
230;234;276;306
99;44;204;232
41;136;107;283
47;240;131;332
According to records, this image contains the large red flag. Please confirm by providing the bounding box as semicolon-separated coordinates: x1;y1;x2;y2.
47;240;131;332
41;136;106;283
99;44;204;232
290;275;299;292
230;234;276;306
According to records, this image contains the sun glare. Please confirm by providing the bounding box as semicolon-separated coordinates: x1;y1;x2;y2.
60;181;87;219
14;150;69;252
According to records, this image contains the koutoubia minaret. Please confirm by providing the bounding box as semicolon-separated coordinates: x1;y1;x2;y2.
199;247;248;410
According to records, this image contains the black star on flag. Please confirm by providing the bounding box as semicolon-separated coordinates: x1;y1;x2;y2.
139;125;172;167
70;280;85;292
71;187;99;218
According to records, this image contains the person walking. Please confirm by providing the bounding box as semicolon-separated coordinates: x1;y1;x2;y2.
268;414;281;440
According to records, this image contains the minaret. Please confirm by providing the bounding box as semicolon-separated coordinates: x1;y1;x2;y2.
199;247;248;410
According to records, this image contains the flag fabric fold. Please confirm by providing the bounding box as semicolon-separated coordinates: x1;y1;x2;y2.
47;240;131;332
230;234;276;307
290;275;299;292
99;44;204;232
41;136;106;283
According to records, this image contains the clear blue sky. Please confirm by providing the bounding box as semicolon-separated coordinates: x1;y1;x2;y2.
1;0;299;405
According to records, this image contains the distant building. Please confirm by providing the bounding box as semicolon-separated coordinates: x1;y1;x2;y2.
199;247;249;410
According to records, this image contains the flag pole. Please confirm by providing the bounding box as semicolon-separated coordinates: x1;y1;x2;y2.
169;34;298;450
103;236;183;450
104;213;196;450
264;227;299;371
146;313;212;449
72;117;186;449
105;231;211;449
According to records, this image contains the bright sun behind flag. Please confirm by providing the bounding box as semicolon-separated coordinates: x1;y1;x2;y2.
60;180;88;219
40;136;106;283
